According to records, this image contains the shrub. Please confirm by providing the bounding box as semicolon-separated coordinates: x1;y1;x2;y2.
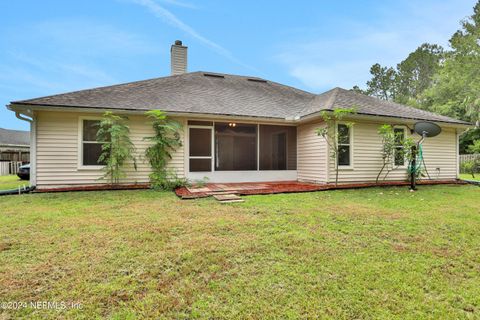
97;112;137;184
143;110;184;190
461;159;480;178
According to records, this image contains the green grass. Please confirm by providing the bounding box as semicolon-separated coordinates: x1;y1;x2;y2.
0;185;479;319
460;173;480;181
0;175;28;190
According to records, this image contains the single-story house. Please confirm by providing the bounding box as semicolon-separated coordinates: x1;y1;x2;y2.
7;41;470;190
0;127;30;162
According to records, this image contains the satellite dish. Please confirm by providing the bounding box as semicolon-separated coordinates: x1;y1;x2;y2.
414;122;441;138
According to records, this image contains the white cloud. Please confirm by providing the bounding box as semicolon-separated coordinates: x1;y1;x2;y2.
275;0;475;92
158;0;198;9
130;0;257;71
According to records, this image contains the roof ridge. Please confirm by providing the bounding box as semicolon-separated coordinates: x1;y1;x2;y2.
324;87;340;110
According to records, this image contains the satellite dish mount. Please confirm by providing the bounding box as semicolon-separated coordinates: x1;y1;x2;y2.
409;122;442;191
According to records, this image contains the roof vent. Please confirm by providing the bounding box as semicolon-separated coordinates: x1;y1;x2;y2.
203;73;225;78
247;78;267;83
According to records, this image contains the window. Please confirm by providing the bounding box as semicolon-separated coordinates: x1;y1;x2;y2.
81;120;106;166
215;123;257;171
337;124;351;166
189;127;212;172
394;128;406;166
259;125;296;170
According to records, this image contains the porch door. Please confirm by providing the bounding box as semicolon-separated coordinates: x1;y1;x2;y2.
189;127;213;172
272;132;287;170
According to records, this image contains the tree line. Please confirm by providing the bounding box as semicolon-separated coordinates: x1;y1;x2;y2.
353;1;480;154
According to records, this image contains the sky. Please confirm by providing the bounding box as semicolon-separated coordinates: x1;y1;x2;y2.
0;0;476;130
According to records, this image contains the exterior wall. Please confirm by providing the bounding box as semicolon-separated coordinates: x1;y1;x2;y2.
327;120;459;184
296;121;328;183
34;110;460;189
35;111;185;189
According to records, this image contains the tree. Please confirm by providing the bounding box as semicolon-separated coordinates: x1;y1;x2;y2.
395;43;443;105
316;108;356;186
97;112;137;185
143;110;185;190
365;63;397;100
350;85;367;95
376;125;415;184
355;1;480;153
421;1;480;127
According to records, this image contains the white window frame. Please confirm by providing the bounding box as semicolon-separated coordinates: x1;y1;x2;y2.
77;116;104;170
337;122;353;169
393;126;407;167
187;125;214;173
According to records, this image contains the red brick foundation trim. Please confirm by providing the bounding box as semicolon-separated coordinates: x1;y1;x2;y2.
34;179;467;195
36;183;151;193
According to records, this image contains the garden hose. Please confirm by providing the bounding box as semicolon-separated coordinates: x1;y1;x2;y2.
408;144;424;175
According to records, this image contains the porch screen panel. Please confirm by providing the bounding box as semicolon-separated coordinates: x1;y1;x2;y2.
189;128;212;172
259;125;297;170
215;123;257;171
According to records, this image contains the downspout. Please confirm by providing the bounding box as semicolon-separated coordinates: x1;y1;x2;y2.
14;110;36;187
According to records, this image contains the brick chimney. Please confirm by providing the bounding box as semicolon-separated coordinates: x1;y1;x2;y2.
170;40;187;75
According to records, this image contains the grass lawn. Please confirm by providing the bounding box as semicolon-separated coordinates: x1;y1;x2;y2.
0;175;28;190
460;173;480;181
0;185;479;319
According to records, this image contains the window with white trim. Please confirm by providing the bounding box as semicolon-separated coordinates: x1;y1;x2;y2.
337;123;351;166
394;127;406;166
81;120;106;166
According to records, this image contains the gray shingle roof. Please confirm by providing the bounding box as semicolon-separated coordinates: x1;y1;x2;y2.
303;87;469;124
11;71;469;125
0;128;30;146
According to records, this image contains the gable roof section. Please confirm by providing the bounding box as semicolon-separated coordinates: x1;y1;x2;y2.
11;71;469;125
0;128;30;146
303;87;469;124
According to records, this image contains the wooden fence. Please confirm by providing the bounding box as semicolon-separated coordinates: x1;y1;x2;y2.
0;161;22;176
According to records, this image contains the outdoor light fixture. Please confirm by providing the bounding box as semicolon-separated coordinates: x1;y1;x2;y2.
228;122;236;127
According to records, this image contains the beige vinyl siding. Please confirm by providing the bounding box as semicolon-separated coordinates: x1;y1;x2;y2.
328;121;458;184
297;121;328;183
36;111;185;188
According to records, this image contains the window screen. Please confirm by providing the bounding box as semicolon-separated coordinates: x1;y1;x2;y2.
337;124;351;166
82;120;105;166
215;123;257;171
394;128;405;166
189;127;212;172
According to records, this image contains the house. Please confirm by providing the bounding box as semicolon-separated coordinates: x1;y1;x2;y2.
0;127;30;176
0;127;30;162
7;41;470;190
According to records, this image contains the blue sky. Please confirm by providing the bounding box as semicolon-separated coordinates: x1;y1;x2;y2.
0;0;476;130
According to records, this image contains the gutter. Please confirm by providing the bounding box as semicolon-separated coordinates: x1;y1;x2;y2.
8;103;297;124
299;110;473;129
9;102;472;128
9;105;36;187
